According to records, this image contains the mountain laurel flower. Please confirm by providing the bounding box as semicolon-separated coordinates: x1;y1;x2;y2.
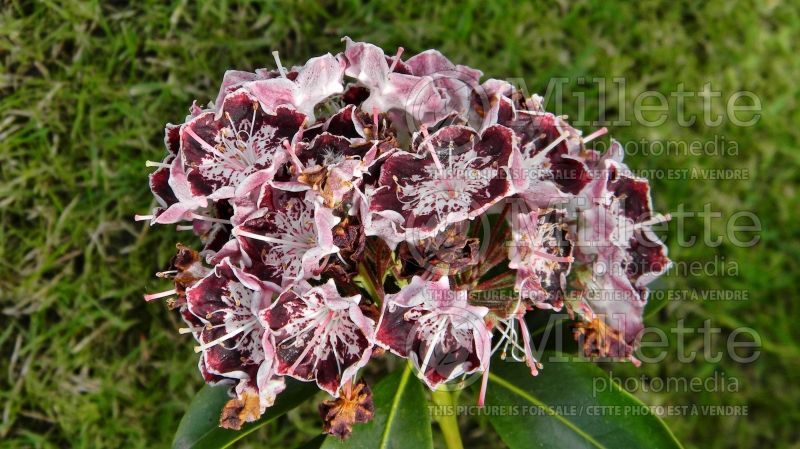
140;38;672;437
375;276;491;389
261;279;374;396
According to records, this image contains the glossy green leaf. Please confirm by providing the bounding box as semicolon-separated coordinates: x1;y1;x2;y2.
483;355;683;449
320;366;433;449
172;379;318;449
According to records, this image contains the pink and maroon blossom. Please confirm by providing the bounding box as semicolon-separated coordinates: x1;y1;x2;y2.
570;141;671;359
370;124;516;239
506;110;592;209
184;259;283;416
233;196;340;286
375;276;491;389
341;38;483;127
507;208;574;310
181;90;306;200
246;53;345;119
261;279;374;396
142;39;673;428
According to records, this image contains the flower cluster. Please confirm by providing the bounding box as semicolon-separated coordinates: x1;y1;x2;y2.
140;38;671;437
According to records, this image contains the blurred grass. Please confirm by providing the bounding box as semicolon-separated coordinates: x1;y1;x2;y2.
1;0;798;448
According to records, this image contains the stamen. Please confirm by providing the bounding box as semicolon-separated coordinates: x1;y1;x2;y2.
420;126;446;175
176;225;194;231
635;213;672;229
516;310;539;376
190;213;231;225
185;126;247;171
583;127;608;143
282;128;305;172
288;311;334;374
419;317;448;376
224;112;239;138
193;321;256;353
144;289;177;301
539;133;567;155
145;160;171;169
272;51;287;78
234;228;312;248
134;214;154;221
372;106;380;138
388;47;405;72
478;361;490;408
184;126;219;154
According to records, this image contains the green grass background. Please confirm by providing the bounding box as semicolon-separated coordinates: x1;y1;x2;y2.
1;1;798;447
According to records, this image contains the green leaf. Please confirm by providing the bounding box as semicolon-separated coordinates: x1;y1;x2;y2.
172;379;318;449
644;279;670;318
293;434;327;449
320;366;433;449
483;355;683;449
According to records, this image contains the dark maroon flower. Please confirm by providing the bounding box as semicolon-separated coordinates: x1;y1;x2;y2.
375;276;490;389
181;90;306;200
370;124;515;239
184;259;284;419
233;196;339;286
261;280;375;396
570;141;671;360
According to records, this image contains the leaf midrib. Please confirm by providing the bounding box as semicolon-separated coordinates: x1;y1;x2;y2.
488;372;607;449
378;365;412;449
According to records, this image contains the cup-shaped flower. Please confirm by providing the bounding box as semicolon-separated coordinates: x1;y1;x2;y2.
370;124;515;239
184;259;283;421
260;279;375;396
375;276;491;389
246;53;345;120
571;142;671;360
233;196;340;286
180;90;306;200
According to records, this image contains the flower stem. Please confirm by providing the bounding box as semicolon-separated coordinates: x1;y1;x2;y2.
356;263;381;303
431;389;464;449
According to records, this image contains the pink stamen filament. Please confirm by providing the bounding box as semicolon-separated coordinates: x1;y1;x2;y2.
144;288;177;301
388;47;405;72
478;362;490;407
184;126;248;171
419;316;448;377
635;213;672;229
288;310;335;375
583;127;608;143
372;106;380;140
539;133;567;154
180;321;232;335
517;312;539;376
